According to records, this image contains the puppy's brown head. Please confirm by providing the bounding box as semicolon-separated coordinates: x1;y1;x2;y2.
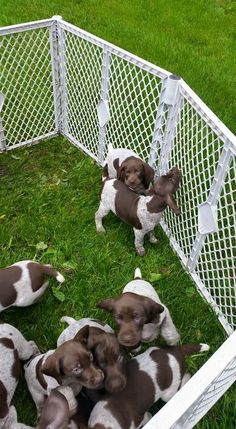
118;156;154;190
88;331;127;393
41;326;104;389
97;294;164;348
151;167;182;215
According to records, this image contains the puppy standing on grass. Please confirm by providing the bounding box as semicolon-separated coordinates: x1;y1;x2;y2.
88;343;210;429
95;167;181;256
0;260;65;312
0;323;39;429
98;268;180;349
103;143;154;193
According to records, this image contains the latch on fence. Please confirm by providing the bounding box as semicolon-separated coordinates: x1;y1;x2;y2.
198;202;218;234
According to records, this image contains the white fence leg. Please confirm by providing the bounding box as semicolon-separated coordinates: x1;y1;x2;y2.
0;92;6;152
49;16;62;134
56;17;68;135
187;140;234;272
97;48;111;165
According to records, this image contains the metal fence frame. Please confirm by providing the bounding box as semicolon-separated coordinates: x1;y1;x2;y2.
0;16;235;428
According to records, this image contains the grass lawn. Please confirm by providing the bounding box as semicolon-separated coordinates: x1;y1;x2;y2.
0;1;235;428
0;138;235;428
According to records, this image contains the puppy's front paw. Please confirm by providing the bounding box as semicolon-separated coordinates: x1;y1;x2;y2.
136;246;145;256
28;341;40;356
149;236;158;244
96;225;106;233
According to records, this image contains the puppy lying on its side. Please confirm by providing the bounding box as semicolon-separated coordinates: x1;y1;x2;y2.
88;343;210;429
95;167;181;256
98;268;180;350
103;143;154;193
0;260;65;312
0;323;39;429
58;317;127;393
24;326;104;415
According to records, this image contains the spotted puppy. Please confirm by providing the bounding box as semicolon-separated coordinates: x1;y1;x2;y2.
4;405;35;429
103;143;154;193
0;323;39;428
88;343;210;429
0;260;65;312
24;326;104;414
95;167;181;256
98;268;180;349
58;317;127;393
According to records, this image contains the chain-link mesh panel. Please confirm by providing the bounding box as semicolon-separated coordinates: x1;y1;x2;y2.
195;157;236;329
62;29;103;157
161;96;225;260
105;55;164;162
0;26;56;149
174;357;236;429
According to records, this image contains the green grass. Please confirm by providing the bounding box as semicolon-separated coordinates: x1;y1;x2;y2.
0;1;235;427
0;138;235;428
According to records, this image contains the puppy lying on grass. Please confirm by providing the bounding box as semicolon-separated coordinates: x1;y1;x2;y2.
58;317;127;393
95;167;181;256
88;343;210;429
24;326;104;415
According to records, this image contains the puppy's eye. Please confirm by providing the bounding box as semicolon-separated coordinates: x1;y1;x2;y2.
72;365;82;374
133;313;141;321
89;352;93;362
115;314;123;322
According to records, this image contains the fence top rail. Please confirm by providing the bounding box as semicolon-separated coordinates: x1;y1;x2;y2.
180;80;236;150
144;330;236;429
58;18;171;80
0;18;54;35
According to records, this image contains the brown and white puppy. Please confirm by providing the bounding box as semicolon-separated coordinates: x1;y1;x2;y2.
103;143;154;192
0;323;39;428
98;268;180;349
0;260;65;312
24;326;104;414
95;167;181;256
88;343;210;429
58;317;127;393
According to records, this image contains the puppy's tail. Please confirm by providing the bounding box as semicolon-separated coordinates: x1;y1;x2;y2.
60;316;76;326
42;264;65;283
179;343;210;357
134;267;142;279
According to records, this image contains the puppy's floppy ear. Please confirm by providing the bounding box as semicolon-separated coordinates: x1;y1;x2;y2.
97;298;115;313
143;297;164;322
41;353;62;384
117;161;127;182
73;325;90;344
165;194;181;215
142;162;154;188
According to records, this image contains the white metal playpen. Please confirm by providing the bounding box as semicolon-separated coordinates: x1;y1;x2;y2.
0;16;235;428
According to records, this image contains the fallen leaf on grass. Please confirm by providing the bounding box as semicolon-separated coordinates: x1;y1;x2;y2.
149;273;162;282
185;286;196;297
0;214;6;220
36;241;48;251
52;286;65;302
11;154;21;160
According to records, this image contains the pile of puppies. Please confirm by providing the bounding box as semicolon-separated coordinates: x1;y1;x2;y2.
0;145;210;429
